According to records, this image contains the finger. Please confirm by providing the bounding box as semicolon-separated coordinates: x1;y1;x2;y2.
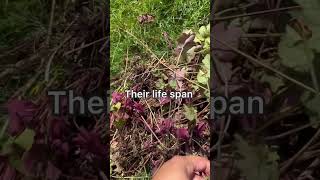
185;156;210;176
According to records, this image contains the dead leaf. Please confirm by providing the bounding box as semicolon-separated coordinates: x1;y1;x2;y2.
137;14;155;24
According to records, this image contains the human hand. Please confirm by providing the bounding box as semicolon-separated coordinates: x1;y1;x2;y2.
152;155;210;180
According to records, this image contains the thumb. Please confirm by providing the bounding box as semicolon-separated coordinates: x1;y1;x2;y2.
185;156;210;177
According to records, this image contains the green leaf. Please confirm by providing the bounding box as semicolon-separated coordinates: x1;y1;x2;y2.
0;137;14;155
202;54;210;72
199;25;209;38
111;102;122;111
9;154;26;174
308;26;320;52
205;90;210;98
194;34;205;43
14;129;35;151
183;105;197;122
111;102;122;112
169;80;177;89
197;70;208;84
294;0;320;26
114;119;127;129
302;94;320;127
156;79;166;89
279;26;314;72
260;74;284;92
234;135;279;180
292;0;320;52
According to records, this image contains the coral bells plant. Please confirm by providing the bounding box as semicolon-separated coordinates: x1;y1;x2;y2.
110;25;210;177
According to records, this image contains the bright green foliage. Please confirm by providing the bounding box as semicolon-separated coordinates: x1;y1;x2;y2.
168;80;177;89
294;0;320;52
279;26;314;72
195;24;210;52
302;93;320;127
1;128;35;154
197;54;210;85
156;79;166;89
295;0;320;26
260;74;284;92
0;128;35;174
195;24;210;87
14;129;35;151
279;0;320;72
234;135;279;180
183;105;197;122
111;102;122;112
283;0;320;128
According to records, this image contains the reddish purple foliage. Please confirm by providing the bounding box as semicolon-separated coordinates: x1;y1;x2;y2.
133;101;144;113
123;98;134;110
212;22;243;62
1;165;16;180
175;128;190;140
73;128;106;157
155;118;174;135
111;92;124;103
52;139;70;158
159;97;171;105
49;117;68;140
22;144;49;176
194;121;207;137
6;99;37;136
46;161;61;180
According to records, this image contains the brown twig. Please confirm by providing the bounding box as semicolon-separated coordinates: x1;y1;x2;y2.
212;36;319;94
46;0;56;45
264;123;313;141
45;36;72;82
63;37;109;56
214;6;301;21
280;128;320;174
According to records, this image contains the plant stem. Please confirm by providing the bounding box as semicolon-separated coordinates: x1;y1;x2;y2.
311;64;319;92
0;118;9;139
214;6;301;21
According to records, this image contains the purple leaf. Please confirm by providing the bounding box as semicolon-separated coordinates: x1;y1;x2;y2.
46;161;61;180
111;92;124;103
22;144;48;176
194;121;207;137
159;96;171;105
123;98;134;110
133;101;144;113
6;99;37;136
155;118;174;135
49;117;67;139
212;22;243;62
52;139;69;158
61;142;70;158
175;128;190;140
1;165;16;180
73;128;106;157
